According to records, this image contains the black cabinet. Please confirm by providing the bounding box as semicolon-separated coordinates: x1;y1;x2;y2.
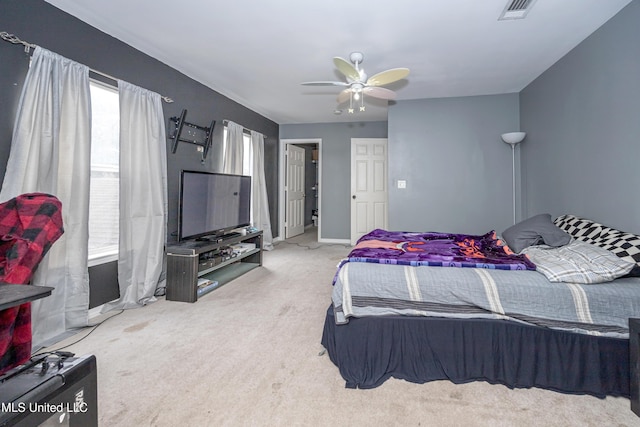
0;284;98;427
165;231;263;303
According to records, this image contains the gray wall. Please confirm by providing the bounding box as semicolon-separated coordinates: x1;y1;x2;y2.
0;0;279;306
280;122;387;240
520;0;640;234
388;94;521;235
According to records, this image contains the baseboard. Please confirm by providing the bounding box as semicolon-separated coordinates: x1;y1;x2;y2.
88;305;105;319
318;238;350;245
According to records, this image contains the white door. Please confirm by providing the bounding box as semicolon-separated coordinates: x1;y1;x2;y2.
285;145;305;238
350;138;388;245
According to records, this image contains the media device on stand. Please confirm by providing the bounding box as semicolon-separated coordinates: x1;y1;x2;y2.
166;170;263;303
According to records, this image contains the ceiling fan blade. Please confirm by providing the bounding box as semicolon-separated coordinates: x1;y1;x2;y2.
337;89;352;104
366;68;410;86
301;81;349;87
333;57;360;81
363;86;397;100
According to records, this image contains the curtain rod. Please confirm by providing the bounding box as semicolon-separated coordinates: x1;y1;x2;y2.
223;120;267;139
1;31;174;103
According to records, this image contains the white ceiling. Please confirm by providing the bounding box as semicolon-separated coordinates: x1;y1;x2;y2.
45;0;632;125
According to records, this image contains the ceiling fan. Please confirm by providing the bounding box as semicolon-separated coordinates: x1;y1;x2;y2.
301;52;410;113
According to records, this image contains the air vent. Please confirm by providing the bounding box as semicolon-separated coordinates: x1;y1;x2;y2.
499;0;537;20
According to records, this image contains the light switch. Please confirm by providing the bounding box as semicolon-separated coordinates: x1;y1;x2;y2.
397;180;407;189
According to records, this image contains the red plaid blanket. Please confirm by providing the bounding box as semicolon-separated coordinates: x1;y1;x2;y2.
0;193;64;374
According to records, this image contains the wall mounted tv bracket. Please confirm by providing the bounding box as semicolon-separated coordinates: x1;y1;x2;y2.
169;109;215;162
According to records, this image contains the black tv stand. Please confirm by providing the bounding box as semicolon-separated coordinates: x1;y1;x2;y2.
221;231;242;239
195;232;242;243
165;230;262;303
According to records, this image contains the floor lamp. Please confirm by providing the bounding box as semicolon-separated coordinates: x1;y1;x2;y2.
501;132;526;224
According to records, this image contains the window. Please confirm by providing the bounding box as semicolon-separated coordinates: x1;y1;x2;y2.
222;126;253;176
242;132;252;177
88;81;119;265
223;125;254;221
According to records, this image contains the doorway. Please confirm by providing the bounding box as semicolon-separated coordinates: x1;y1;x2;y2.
279;139;322;242
350;138;388;245
285;144;305;238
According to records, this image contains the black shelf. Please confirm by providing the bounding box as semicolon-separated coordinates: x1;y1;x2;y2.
165;231;263;302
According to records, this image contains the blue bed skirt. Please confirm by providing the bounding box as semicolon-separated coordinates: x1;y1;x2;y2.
321;305;629;398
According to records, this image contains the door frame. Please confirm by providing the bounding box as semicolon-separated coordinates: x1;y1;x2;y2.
279;138;322;241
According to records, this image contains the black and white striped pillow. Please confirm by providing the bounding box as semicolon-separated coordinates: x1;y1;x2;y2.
554;214;640;266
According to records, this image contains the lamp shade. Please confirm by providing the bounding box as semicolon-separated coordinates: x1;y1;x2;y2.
501;132;526;145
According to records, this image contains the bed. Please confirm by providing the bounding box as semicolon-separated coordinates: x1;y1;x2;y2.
321;214;640;398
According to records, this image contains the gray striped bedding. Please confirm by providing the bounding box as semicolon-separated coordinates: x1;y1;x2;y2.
332;261;640;337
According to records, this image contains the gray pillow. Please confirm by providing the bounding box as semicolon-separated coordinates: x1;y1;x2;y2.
502;214;571;253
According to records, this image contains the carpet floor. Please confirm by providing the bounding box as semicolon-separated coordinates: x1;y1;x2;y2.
48;228;639;426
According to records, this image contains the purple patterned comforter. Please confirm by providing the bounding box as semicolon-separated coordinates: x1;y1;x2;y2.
343;229;536;271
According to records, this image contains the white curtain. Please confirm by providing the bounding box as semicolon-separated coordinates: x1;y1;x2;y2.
0;47;91;346
250;131;273;250
103;81;167;310
222;121;244;175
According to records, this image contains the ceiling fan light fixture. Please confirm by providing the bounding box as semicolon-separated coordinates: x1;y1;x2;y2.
348;90;354;114
349;51;364;64
302;51;409;115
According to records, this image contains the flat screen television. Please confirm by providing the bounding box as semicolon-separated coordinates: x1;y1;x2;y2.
178;170;251;241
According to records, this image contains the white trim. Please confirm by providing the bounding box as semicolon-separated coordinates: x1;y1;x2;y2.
90;77;117;92
279;138;322;242
88;300;120;320
318;238;350;245
88;248;118;267
88;305;104;319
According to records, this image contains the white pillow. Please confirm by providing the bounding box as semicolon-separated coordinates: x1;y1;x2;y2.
522;240;635;284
